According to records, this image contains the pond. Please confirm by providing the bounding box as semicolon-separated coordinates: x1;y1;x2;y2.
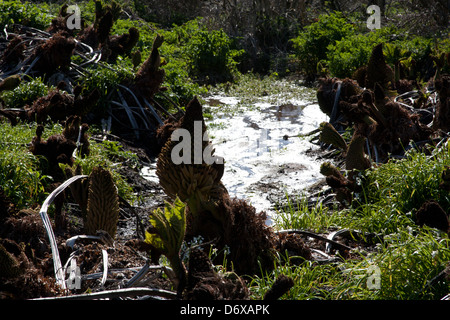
141;79;329;224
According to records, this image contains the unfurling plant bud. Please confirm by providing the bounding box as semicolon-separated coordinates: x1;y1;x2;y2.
85;166;119;238
319;122;347;151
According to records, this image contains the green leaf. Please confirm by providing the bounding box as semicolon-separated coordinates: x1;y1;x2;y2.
145;197;186;261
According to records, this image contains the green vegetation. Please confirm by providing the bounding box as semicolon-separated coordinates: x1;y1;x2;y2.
0;1;54;29
0;0;449;301
291;11;449;80
261;143;450;300
0;120;137;209
291;12;357;79
145;197;187;290
1;77;50;109
184;20;244;84
0;121;58;208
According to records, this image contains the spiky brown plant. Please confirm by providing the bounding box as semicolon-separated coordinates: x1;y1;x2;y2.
25;89;75;123
440;165;450;191
320;162;355;206
30;31;76;75
219;197;278;275
319;122;347;151
131;34;166;99
433;74;450;132
263;274;294;300
29;124;77;181
184;248;250;300
345;133;371;180
320;161;343;178
85;166;119;238
365;43;394;90
367;100;433;161
107;27;140;63
316;77;361;118
415;200;449;233
156;97;225;208
62;115;90;158
0;35;26;68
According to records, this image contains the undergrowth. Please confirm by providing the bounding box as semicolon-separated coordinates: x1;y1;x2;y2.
0;120;137;209
259;142;450;300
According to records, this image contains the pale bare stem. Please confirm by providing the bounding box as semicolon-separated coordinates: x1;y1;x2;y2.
31;287;178;300
39;175;89;290
118;84;156;126
101;249;108;287
143;97;164;125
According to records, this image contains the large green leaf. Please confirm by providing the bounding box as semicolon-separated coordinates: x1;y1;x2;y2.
145;197;186;261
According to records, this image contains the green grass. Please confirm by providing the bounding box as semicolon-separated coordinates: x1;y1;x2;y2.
0;120;137;209
250;142;450;300
0;121;60;208
274;194;339;233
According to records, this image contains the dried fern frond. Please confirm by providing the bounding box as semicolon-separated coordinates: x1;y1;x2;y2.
85;166;119;238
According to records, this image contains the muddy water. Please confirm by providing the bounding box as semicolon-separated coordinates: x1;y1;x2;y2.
203;88;328;224
140;83;328;224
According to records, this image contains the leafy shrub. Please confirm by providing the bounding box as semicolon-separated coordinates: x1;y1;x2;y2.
291;12;356;79
1;77;50;108
184;19;244;85
0;1;55;29
326;27;395;78
327;29;449;80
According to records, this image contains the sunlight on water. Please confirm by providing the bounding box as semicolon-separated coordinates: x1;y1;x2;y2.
141;84;329;224
203;91;328;223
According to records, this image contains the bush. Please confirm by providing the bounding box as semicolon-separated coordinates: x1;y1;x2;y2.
326;27;394;78
291;12;356;79
0;1;55;29
327;29;449;80
184;19;244;85
1;77;50;109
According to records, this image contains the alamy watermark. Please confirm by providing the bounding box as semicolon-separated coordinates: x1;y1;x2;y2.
344;264;381;290
366;264;381;290
66;4;81;30
64;3;381;32
367;5;381;30
65;258;82;290
170;121;224;165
